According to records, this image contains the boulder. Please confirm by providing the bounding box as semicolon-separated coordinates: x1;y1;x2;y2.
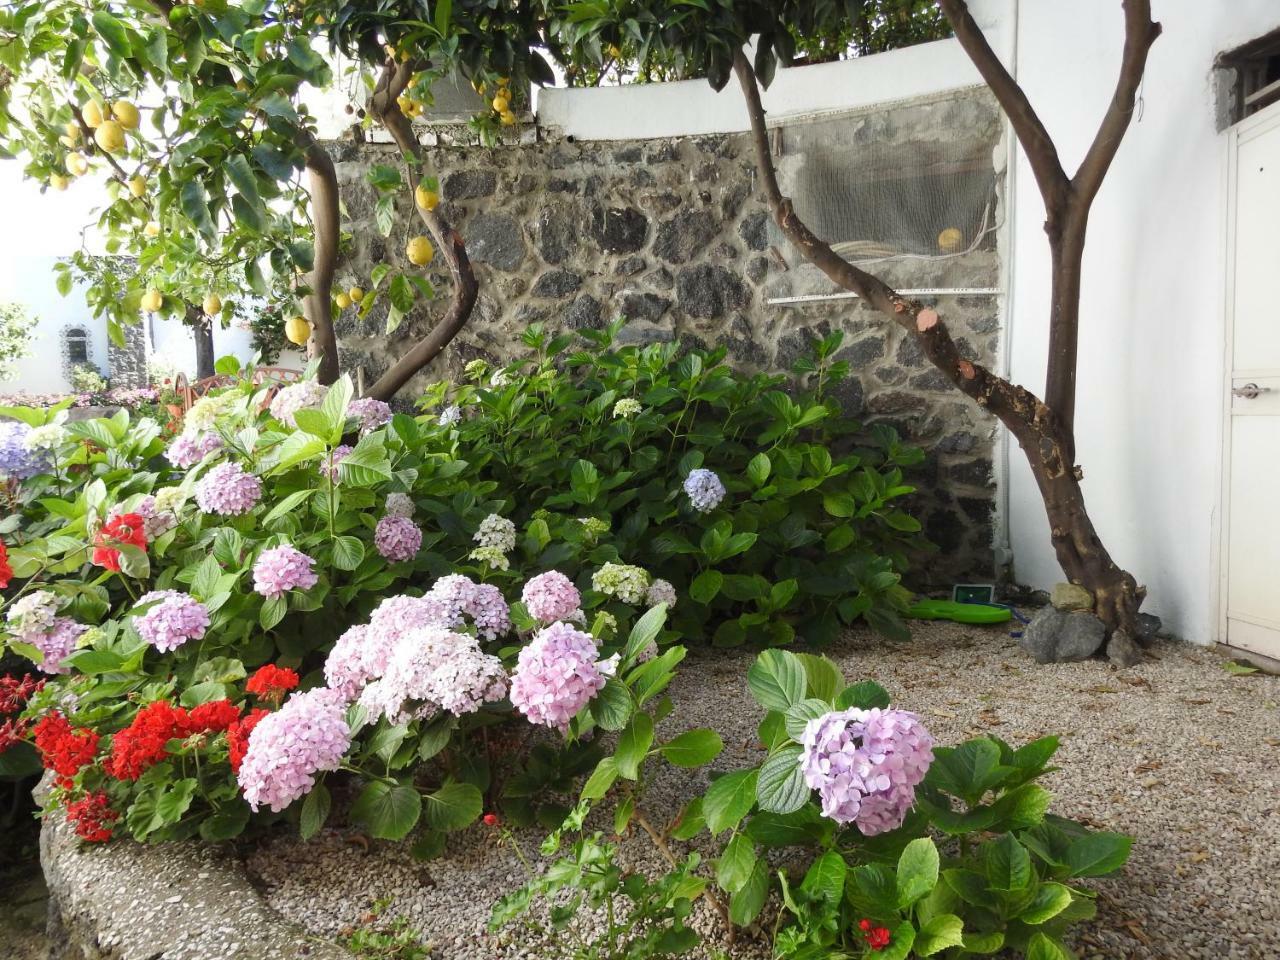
1019;606;1106;663
1050;582;1095;612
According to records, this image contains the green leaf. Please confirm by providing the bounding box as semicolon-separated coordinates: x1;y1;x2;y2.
180;179;215;239
615;713;654;780
876;920;917;960
823;491;856;517
728;857;768;926
1025;933;1070;960
262;489;314;525
91;10;131;59
796;653;841;701
703;770;758;835
755;744;808;814
198;802;250;842
1065;832;1133;877
352;782;422;840
916;914;965;957
747;649;806;712
659;729;723;768
321;375;354;438
716;833;756;893
783;698;830;740
259;594;286;630
1020;882;1073;925
984;833;1032;891
836;680;891;710
332;535;366;571
689;569;722;604
897;837;940;907
581;757;619;801
961;930;1005;954
746;452;771;487
623;603;666;666
800;850;846;907
300;783;330;840
423;782;482;832
589;679;632;731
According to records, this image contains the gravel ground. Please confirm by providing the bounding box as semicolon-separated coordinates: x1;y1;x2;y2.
246;622;1280;960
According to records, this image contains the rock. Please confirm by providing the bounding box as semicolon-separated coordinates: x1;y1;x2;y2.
614;255;646;277
738;211;769;251
1138;612;1163;640
654;210;719;264
745;255;769;284
466;212;526;271
590;204;648;254
948;458;994;488
533;204;582;265
531;269;582;299
675;264;750;319
1107;628;1143;667
443;169;497;200
618;291;670;322
565;294;603;330
1019;606;1106;663
1050;582;1095;612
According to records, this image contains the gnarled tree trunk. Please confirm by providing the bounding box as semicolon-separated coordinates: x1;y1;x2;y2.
732;0;1160;662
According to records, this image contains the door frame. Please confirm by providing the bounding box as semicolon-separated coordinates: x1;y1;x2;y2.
1215;98;1280;653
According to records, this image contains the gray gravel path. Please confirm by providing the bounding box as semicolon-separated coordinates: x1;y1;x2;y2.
246;622;1280;960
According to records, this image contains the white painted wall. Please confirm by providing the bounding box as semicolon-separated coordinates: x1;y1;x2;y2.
1003;0;1280;644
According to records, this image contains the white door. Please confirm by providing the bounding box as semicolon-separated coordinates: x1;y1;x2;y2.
1222;101;1280;660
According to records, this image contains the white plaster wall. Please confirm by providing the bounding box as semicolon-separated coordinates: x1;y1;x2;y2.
1003;0;1280;643
0;255;108;393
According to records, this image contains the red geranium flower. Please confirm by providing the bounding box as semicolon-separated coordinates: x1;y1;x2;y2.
105;700;194;781
483;813;500;827
865;925;892;951
0;674;44;755
92;513;147;573
189;699;240;734
65;791;119;843
33;712;100;778
245;664;300;702
227;707;269;774
0;540;12;589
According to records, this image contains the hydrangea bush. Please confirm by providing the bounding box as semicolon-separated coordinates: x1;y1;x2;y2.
415;322;928;646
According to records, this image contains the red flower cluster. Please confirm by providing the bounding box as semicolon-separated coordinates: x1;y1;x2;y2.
858;920;892;951
0;674;44;754
105;700;195;780
33;712;99;778
245;664;299;702
65;791;118;843
227;707;268;773
483;813;500;827
0;540;12;589
92;512;147;573
189;699;240;733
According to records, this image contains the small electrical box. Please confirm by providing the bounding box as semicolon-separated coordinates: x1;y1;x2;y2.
952;583;996;605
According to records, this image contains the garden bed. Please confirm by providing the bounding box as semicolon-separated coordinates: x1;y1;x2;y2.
245;621;1280;960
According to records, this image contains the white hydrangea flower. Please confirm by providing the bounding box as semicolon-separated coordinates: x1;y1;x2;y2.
474;513;516;552
612;398;642;419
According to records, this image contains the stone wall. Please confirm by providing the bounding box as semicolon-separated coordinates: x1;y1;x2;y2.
106;319;148;389
327;87;1003;584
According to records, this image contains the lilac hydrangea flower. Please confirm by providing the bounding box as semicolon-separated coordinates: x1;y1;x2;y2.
252;544;318;598
646;578;678;609
195;462;262;515
6;594;82;674
385;492;414;518
437;404;461;427
348;398;392;435
374;515;422;563
237;687;351;812
133;590;210;653
6;590;59;634
269;379;329;428
28;618;83;675
509;622;609;732
167;431;223;469
0;421;49;479
358;626;507;724
467;582;511;640
799;707;934;836
683;468;726;513
320;444;353;483
522;571;582;624
324;625;385;702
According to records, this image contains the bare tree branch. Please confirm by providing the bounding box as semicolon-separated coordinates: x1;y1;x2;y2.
938;0;1069;223
364;59;479;402
302;137;342;384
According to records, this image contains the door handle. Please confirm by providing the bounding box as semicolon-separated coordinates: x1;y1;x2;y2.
1232;383;1273;399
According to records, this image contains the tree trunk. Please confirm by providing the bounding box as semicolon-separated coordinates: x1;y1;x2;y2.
303;140;342;385
190;306;215;380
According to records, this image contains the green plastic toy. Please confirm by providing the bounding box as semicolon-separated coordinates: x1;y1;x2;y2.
905;598;1012;624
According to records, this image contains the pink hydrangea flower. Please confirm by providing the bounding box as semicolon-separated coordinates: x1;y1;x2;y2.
320;444;353;483
374;515;422;562
268;380;328;428
252;544;318;598
195;462;262;516
348;398;392;435
358;625;507;724
522;571;581;624
133;590;210;653
799;707;934;835
509;622;609;731
167;432;223;469
645;578;678;609
237;687;351;812
467;582;511;640
5;592;82;675
324;625;385;702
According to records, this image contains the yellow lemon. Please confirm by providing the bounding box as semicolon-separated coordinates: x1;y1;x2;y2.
67;152;89;176
140;289;163;313
202;294;222;316
397;94;412;114
405;235;434;266
82;100;104;128
128;175;146;199
937;227;964;253
492;94;509;113
285;315;311;346
49;174;70;191
143;221;161;239
414;183;439;211
112;101;140;130
348;286;365;303
500;110;517;126
497;76;510;88
59;135;78;149
94;120;125;154
63;122;81;141
335;292;352;310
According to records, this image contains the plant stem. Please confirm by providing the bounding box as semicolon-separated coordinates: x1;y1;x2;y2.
634;805;735;946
